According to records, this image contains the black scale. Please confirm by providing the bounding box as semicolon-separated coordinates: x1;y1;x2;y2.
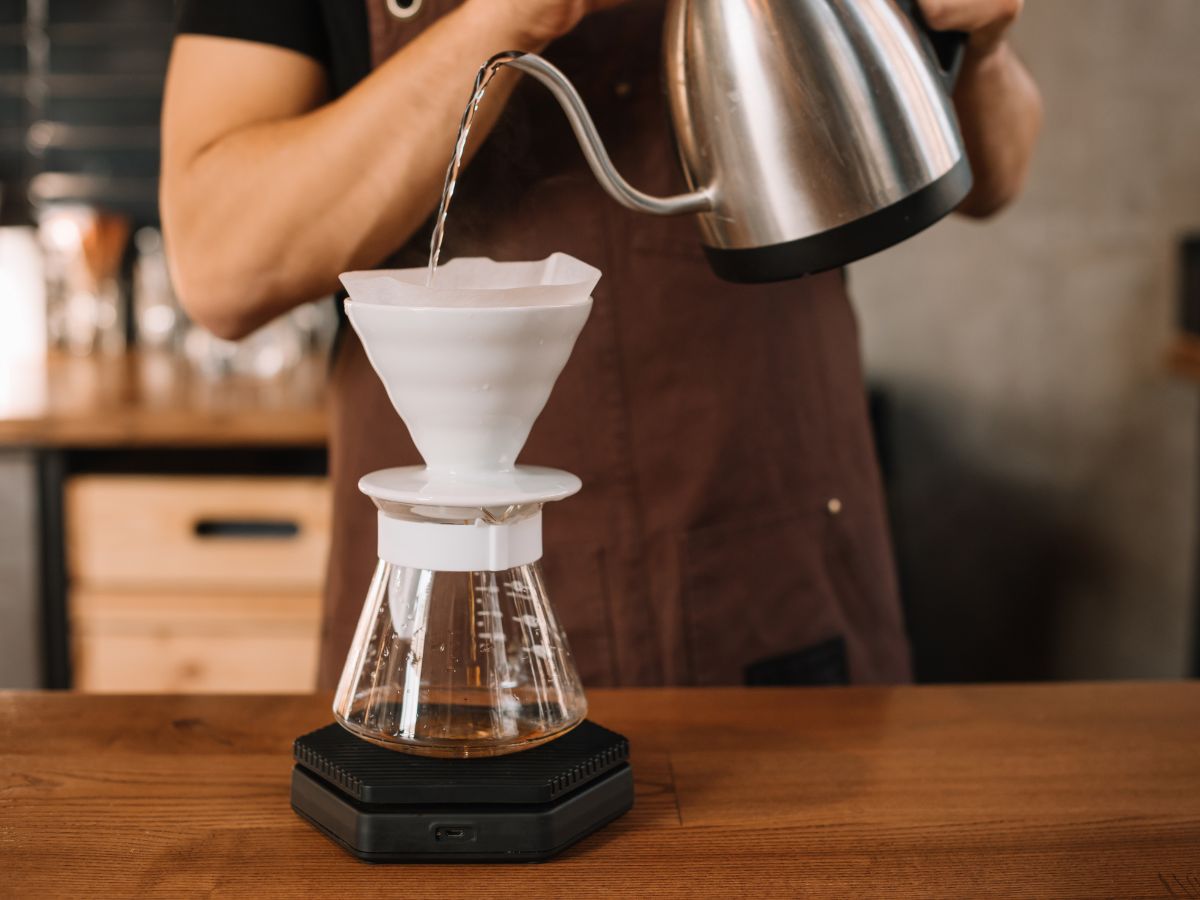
291;720;633;862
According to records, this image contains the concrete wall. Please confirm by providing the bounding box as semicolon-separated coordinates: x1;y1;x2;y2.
850;1;1200;680
0;450;41;687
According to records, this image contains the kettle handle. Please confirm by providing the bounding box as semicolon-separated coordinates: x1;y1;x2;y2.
899;0;969;91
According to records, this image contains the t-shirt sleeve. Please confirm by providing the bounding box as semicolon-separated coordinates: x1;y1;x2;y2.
175;0;331;67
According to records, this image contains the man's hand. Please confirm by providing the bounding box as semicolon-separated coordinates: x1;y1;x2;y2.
917;0;1042;217
496;0;632;48
919;0;1023;60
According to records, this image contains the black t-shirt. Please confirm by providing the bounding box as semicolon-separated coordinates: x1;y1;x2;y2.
176;0;371;97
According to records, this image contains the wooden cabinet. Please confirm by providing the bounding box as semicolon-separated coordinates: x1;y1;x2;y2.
65;476;330;693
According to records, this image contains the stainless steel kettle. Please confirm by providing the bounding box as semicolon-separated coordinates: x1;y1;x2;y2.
504;0;972;283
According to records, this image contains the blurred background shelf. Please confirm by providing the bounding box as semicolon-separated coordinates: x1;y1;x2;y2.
0;349;331;694
0;0;336;695
0;349;329;446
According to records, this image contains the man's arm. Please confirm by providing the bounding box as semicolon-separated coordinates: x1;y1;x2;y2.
919;0;1043;218
161;0;623;340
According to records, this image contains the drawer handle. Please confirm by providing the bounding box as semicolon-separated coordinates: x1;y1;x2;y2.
193;519;300;539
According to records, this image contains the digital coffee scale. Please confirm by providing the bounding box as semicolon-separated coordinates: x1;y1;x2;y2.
291;719;632;862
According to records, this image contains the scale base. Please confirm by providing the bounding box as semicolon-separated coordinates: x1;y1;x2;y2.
291;720;633;862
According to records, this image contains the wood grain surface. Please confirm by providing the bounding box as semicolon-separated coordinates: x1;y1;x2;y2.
0;349;328;447
2;683;1198;898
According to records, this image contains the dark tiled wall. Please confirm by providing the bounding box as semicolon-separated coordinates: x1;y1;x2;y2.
0;0;174;225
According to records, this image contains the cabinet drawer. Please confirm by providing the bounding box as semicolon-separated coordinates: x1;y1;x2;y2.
66;475;331;591
71;589;321;693
73;631;320;693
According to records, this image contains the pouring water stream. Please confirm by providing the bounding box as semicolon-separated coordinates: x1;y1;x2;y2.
426;52;523;287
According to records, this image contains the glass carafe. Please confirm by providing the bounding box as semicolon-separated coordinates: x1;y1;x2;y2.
333;502;587;758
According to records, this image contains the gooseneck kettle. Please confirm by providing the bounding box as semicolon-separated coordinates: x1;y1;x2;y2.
503;0;972;283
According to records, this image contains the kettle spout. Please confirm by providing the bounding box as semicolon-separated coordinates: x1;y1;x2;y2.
502;53;713;217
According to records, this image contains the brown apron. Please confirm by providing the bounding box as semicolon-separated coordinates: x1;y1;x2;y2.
318;0;912;688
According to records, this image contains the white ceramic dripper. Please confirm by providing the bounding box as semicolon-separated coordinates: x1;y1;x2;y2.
342;253;598;475
333;254;600;757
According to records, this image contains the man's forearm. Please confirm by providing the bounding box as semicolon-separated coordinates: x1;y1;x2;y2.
162;0;548;339
953;41;1043;218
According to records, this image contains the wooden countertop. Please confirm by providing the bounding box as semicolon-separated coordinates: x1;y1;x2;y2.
5;334;1193;447
0;350;328;448
3;683;1198;896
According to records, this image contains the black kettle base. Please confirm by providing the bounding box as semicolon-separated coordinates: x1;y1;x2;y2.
703;156;974;284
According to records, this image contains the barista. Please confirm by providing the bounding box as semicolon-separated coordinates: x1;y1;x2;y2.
162;0;1041;687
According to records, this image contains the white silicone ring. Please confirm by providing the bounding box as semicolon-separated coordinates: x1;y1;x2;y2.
377;511;542;572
